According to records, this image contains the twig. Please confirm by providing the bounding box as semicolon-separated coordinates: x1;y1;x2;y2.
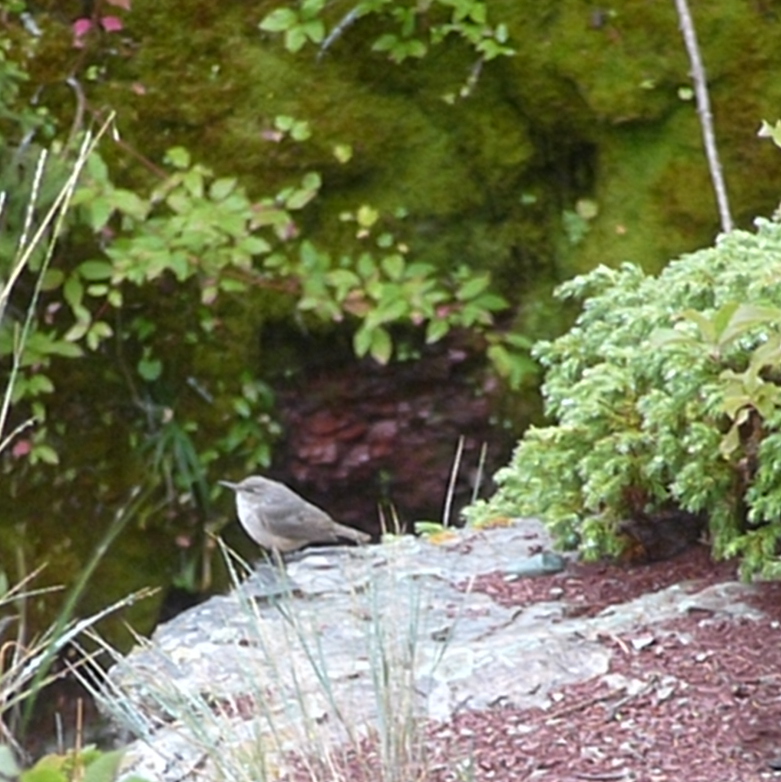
673;0;733;233
545;688;622;721
604;675;659;721
442;436;465;527
317;6;361;61
470;441;488;505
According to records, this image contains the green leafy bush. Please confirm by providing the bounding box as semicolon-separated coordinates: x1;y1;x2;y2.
467;217;781;578
260;0;514;65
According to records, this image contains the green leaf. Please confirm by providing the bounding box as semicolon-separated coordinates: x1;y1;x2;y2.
26;374;54;396
327;268;361;295
78;260;114;280
285;26;308;52
372;33;398;53
721;303;781;346
112;188;148;219
164;147;191;169
275;115;294;131
40;268;64;291
87;284;109;297
303;19;325;43
260;7;298;32
426;318;450;343
456;274;490;300
403;39;427;59
31;443;59;466
357;253;376;279
468;2;487;23
87;198;114;232
169;251;191;280
76;324;94;350
369;326;392;364
86;152;110;181
209;177;237;201
64;275;84;310
381;254;404;280
86;321;113;350
472;292;508;312
758;119;781;148
83;749;126;782
239;236;271;255
286;186;317;210
182;169;204;198
648;326;696;350
680;308;717;346
301;0;325;16
353;326;372;357
301;172;322;191
290;120;312;141
40;340;83;359
333;143;353;163
374;296;408;325
138;355;162;382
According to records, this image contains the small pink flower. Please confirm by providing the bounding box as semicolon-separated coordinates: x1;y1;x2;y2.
12;439;32;458
72;17;93;47
100;15;123;32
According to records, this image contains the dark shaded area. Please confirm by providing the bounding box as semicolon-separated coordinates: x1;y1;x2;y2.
617;509;706;563
264;327;517;533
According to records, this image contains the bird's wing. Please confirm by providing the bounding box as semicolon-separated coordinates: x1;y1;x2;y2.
264;502;341;542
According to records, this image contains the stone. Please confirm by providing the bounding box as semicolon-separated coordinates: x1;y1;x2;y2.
99;521;768;782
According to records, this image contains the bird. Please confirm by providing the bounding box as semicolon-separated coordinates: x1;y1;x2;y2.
219;475;370;554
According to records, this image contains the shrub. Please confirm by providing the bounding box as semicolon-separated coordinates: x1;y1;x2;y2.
467;216;781;578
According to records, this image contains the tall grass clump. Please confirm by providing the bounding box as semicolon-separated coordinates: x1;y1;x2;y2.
0;122;157;781
1;128;101;754
81;537;463;782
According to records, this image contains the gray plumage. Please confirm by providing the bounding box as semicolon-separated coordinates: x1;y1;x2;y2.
220;475;370;554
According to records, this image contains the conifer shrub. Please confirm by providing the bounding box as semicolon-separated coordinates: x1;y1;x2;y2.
468;217;781;578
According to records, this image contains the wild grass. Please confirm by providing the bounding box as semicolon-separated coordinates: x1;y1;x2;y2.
1;127;101;756
80;534;468;782
0;117;161;771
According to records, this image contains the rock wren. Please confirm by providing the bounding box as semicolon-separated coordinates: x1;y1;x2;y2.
220;475;370;554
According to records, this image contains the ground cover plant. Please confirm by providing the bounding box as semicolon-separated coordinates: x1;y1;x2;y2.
468;215;781;579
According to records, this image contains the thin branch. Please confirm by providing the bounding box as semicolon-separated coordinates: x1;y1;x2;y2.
674;0;733;233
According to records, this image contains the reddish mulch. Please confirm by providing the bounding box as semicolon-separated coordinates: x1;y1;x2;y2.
423;545;781;781
463;543;741;618
286;545;781;781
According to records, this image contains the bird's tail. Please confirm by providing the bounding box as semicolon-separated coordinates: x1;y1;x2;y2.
335;523;371;545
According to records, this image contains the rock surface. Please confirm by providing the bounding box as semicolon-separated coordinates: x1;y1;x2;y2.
104;521;769;781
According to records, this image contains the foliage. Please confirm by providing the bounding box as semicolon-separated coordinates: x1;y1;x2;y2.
260;0;514;72
467;217;781;578
0;744;148;782
4;135;514;475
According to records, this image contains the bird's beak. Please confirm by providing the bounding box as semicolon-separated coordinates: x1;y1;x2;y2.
219;480;238;490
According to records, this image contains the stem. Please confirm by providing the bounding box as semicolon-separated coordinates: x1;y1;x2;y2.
673;0;733;233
